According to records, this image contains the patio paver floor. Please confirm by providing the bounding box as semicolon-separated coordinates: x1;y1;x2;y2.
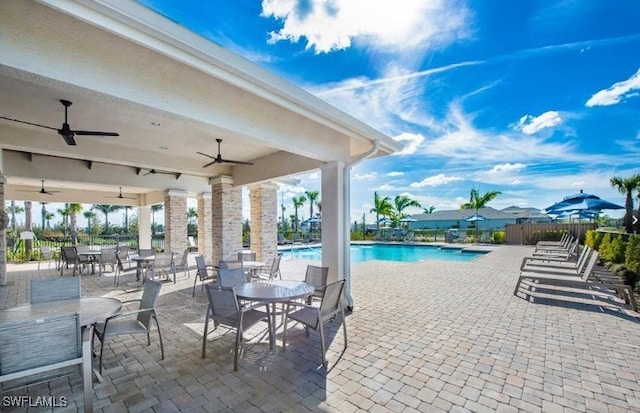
1;245;639;412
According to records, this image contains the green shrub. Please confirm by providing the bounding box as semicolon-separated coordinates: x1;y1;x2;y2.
609;235;627;264
585;230;598;249
492;231;505;244
625;235;640;275
598;233;612;261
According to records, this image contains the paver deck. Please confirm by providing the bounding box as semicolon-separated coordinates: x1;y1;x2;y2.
1;245;639;412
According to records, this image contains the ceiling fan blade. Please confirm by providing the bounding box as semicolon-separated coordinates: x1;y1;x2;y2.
58;131;77;146
73;130;119;136
220;158;254;166
202;160;217;168
196;151;216;160
0;116;58;131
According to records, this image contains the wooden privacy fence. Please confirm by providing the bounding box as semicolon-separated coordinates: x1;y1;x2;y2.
505;223;596;245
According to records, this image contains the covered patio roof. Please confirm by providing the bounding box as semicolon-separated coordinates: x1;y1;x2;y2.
0;0;400;204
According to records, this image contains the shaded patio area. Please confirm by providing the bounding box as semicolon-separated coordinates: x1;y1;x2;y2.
1;245;640;412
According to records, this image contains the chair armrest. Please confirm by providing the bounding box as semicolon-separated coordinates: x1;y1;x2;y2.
284;300;316;310
120;299;142;305
106;307;154;321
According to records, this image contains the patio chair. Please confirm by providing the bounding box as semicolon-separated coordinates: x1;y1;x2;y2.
193;255;216;297
536;232;569;247
98;248;118;275
255;255;282;280
147;252;176;284
218;265;247;289
514;252;637;312
93;280;164;374
533;238;578;260
38;246;54;272
304;265;329;304
0;313;93;412
202;284;271;371
60;246;90;276
282;280;348;366
278;233;292;245
30;277;81;304
173;249;191;279
113;251;127;286
521;246;591;272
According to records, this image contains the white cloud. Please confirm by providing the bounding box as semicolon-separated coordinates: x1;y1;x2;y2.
392;133;425;155
490;163;526;173
261;0;469;54
410;173;463;188
387;171;404;177
515;111;562;135
354;172;378;181
377;184;395;191
586;68;640;107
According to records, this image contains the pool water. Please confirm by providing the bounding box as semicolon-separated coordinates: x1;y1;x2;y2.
283;243;486;263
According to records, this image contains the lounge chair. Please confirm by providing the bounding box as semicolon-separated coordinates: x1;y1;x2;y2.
536;232;569;247
514;252;637;312
278;233;292;245
521;246;592;274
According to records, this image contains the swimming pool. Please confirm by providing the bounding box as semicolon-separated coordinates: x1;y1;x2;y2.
282;243;486;263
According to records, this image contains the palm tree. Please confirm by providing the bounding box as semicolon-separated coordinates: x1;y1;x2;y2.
68;203;83;243
24;201;32;261
83;210;96;234
610;174;640;233
151;204;163;234
57;204;70;234
45;211;54;228
291;196;306;234
187;207;197;226
92;204;122;232
40;202;47;229
461;187;501;213
6;201;25;232
121;206;134;233
305;190;320;220
369;192;393;229
423;205;436;214
390;195;421;227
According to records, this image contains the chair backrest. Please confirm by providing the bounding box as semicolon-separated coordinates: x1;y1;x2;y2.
305;265;329;289
205;284;240;326
137;280;162;327
40;246;53;259
138;248;155;257
195;255;210;281
218;266;247;288
219;260;243;271
152;252;174;269
30;277;81;304
61;246;78;261
178;249;189;266
0;313;81;377
100;248;118;264
319;280;345;324
269;255;282;277
581;251;600;282
238;252;256;262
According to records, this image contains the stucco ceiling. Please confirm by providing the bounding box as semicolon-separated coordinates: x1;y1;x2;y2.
0;0;400;205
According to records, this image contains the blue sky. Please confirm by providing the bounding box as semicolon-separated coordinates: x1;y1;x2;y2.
41;1;640;226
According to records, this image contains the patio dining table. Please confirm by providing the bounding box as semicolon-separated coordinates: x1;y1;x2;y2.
130;254;155;281
235;280;314;349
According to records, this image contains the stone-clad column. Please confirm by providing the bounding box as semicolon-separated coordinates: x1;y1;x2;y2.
249;182;278;264
197;192;213;263
164;190;188;254
211;176;242;263
0;175;6;286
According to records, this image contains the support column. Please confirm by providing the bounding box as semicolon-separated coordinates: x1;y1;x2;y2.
197;192;213;263
138;205;152;250
211;176;242;263
164;190;188;254
321;162;345;284
249;182;278;264
0;175;6;286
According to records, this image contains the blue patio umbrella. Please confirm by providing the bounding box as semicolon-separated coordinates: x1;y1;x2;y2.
303;217;321;225
464;213;486;222
545;190;623;214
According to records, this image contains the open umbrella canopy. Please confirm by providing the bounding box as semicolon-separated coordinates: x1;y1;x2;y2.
302;217;321;225
465;213;487;222
545;190;623;213
399;217;417;222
